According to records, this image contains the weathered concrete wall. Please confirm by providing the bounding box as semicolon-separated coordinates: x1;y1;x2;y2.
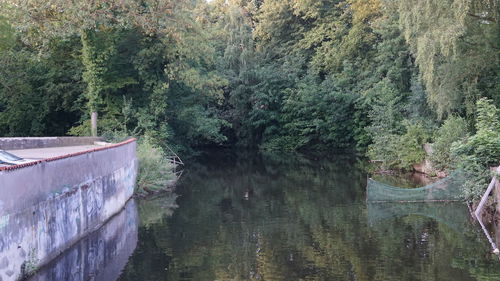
0;137;102;150
0;139;137;281
26;200;138;281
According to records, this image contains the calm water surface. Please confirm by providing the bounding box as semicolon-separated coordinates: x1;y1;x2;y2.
118;150;500;281
31;149;500;280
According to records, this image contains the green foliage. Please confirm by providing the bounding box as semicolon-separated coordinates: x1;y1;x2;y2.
136;138;175;195
0;16;15;51
275;76;358;150
430;116;469;170
0;0;498;188
393;0;500;117
397;121;430;170
368;121;430;171
0;39;84;136
452;98;500;201
81;29;137;114
367;133;401;169
454;98;500;169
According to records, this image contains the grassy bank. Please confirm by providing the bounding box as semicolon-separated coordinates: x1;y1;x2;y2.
135;139;177;195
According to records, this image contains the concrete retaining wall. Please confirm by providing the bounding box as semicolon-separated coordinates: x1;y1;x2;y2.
0;138;137;281
0;137;102;150
26;200;138;281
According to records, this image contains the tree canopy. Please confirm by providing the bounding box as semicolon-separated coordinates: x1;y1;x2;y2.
0;0;498;168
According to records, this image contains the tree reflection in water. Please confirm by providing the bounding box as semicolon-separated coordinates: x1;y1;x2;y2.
118;150;500;281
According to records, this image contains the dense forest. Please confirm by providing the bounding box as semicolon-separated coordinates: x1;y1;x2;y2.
0;0;498;198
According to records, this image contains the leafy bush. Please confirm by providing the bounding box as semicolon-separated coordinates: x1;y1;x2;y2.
136;138;175;195
101;130;130;143
269;76;358;151
368;121;430;171
367;133;402;169
430;116;469;170
396;121;430;170
452;98;500;201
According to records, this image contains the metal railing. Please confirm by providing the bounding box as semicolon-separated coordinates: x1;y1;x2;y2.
164;144;184;180
474;166;500;254
164;144;184;166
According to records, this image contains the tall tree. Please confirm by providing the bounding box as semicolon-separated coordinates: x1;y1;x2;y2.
394;0;500;117
3;0;179;136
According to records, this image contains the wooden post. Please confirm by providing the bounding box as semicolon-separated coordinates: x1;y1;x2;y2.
91;111;98;137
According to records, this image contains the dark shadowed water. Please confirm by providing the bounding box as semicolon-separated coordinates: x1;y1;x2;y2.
31;149;500;281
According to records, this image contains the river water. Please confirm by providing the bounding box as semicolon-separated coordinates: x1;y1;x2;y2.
31;149;500;281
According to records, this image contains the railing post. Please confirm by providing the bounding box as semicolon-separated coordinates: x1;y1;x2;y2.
474;166;500;254
474;176;497;219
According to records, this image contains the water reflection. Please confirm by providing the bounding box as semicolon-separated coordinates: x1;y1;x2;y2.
367;202;472;232
112;150;500;281
28;200;139;281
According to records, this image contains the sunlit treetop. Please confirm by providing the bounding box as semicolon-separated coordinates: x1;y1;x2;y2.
1;0;182;44
393;0;499;117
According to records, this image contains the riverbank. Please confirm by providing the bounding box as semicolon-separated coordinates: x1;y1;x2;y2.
134;140;182;196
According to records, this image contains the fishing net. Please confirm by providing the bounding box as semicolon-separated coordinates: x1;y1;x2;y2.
367;171;465;202
367;202;470;233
